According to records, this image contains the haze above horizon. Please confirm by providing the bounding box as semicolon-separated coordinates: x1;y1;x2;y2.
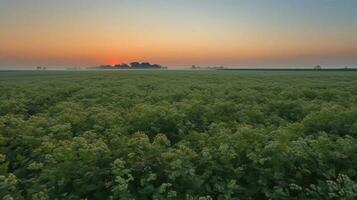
1;0;357;68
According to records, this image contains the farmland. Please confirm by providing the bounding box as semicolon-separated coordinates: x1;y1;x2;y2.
1;70;357;199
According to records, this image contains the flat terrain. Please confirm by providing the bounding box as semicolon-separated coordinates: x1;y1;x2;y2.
1;70;357;199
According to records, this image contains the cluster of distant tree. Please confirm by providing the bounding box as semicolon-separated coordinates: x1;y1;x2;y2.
93;62;167;69
191;65;225;70
314;65;353;71
36;66;47;70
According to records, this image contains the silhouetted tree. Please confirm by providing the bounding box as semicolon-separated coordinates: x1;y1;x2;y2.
314;65;322;70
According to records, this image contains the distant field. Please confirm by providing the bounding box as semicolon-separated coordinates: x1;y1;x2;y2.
1;70;357;199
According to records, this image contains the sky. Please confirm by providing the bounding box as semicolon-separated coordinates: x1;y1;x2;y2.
1;0;357;68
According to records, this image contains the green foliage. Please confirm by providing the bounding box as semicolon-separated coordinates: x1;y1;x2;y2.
1;70;357;199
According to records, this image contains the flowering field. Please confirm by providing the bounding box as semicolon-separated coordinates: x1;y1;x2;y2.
1;70;357;199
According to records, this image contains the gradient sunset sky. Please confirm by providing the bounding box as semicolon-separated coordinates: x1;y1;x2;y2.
1;0;357;68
